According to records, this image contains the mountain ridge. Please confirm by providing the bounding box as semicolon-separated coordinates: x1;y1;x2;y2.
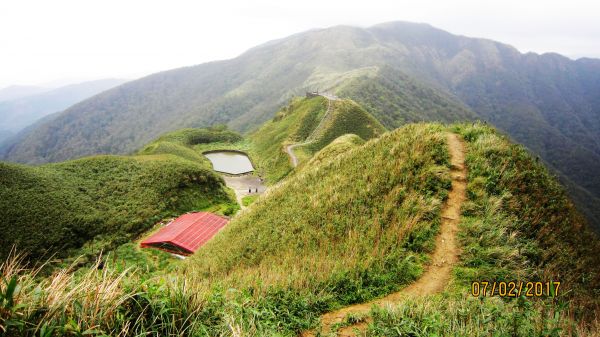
0;78;127;145
2;21;600;229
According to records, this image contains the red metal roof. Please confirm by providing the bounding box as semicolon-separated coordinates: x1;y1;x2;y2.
140;212;228;255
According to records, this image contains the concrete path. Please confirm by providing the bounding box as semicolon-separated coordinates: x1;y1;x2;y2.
222;175;267;210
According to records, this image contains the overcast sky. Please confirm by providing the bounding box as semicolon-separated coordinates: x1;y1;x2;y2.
1;0;599;88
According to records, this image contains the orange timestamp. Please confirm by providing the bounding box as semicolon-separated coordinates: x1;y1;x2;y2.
471;281;561;297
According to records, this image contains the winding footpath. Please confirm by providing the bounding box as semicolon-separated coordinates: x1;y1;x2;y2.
286;94;337;168
302;133;467;337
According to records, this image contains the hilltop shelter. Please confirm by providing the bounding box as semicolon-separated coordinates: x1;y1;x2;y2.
140;212;228;256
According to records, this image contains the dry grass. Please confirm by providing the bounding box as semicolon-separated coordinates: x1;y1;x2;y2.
0;250;133;335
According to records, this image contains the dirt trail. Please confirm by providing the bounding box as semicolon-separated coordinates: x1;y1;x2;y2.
302;133;467;337
286;95;337;168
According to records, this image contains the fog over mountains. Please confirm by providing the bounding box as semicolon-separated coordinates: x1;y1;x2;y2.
0;79;126;144
0;85;49;102
2;21;600;228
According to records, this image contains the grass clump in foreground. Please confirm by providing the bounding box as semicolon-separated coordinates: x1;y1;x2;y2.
0;252;221;337
365;123;600;336
366;295;589;336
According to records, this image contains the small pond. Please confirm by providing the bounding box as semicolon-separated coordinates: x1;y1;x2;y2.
203;151;254;175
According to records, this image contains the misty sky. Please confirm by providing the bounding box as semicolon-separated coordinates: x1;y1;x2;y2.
1;0;599;88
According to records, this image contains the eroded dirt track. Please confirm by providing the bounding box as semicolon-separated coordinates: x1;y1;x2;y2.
302;133;467;337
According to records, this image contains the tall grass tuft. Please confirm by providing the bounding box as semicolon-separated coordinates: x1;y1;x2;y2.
0;251;136;336
366;295;597;336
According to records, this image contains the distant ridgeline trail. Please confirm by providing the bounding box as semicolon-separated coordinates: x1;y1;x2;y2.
285;93;338;168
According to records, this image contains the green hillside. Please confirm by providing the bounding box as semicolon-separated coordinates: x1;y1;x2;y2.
1;123;600;336
248;96;327;181
0;127;239;262
0;79;126;136
249;96;385;182
138;126;243;163
337;65;478;128
367;123;600;335
303;133;365;168
298;98;386;152
4;22;600;232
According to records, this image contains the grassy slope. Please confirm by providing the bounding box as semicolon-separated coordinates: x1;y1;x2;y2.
302;133;365;169
249;96;385;182
337;65;478;128
0;127;240;262
3;124;600;336
181;124;451;334
294;99;386;159
248;96;328;182
453;124;600;301
138;126;243;163
366;123;600;336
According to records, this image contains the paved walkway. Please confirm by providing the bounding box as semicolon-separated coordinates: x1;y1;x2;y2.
222;175;267;210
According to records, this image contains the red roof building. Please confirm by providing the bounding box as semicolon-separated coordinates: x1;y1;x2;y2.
140;212;228;255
